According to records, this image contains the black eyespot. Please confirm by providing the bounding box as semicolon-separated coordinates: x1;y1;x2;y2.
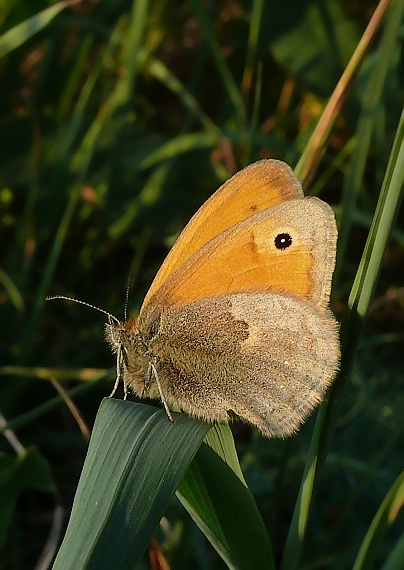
274;232;292;250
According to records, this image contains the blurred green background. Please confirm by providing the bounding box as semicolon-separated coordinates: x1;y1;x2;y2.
0;0;403;568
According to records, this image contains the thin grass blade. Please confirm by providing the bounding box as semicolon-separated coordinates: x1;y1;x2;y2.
177;424;275;570
0;1;72;57
353;470;404;570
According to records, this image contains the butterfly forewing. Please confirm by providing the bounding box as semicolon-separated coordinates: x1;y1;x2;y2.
142;160;303;308
141;197;337;324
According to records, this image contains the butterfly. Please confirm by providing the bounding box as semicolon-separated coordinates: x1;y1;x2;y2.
101;159;340;437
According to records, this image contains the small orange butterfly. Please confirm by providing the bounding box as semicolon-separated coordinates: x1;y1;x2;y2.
48;160;339;437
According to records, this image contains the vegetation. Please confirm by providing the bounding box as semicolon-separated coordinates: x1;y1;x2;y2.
0;1;403;569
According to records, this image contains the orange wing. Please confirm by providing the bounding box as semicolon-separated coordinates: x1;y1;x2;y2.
142;160;303;308
141;197;337;322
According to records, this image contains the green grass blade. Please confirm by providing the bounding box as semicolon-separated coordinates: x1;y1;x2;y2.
353;470;404;570
52;402;273;570
0;447;56;554
139;131;220;170
1;379;105;434
204;424;247;484
380;530;404;570
148;58;220;135
189;0;246;125
52;399;210;569
348;108;404;317
0;268;24;314
0;1;71;57
242;0;264;97
335;0;404;275
177;424;275;570
295;0;391;184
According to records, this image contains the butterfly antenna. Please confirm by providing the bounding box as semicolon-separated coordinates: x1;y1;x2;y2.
124;275;132;322
45;295;120;324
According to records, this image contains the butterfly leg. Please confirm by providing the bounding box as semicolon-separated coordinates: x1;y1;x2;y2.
148;358;175;423
109;343;129;400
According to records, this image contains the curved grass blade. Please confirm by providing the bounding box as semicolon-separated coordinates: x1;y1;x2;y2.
0;1;72;58
189;0;245;125
353;470;404;570
242;0;264;98
148;58;220;135
0;379;104;435
295;0;392;186
52;399;210;569
177;424;275;570
335;0;404;276
380;530;404;570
